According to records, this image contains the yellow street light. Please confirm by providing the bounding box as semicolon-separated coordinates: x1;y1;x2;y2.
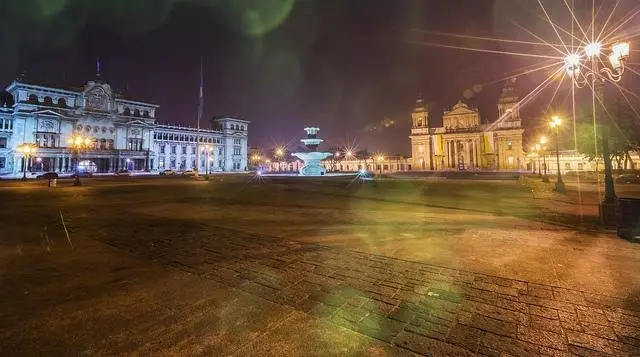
550;115;562;128
275;148;284;157
16;143;37;181
376;155;384;162
539;136;548;145
345;150;353;158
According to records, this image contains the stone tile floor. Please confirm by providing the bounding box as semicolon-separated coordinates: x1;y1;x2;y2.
93;223;640;356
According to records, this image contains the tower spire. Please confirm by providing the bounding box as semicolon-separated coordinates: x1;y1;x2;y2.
96;58;101;78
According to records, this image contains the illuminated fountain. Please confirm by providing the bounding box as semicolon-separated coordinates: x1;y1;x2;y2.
292;127;332;176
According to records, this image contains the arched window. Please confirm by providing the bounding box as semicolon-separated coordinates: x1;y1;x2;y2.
28;94;38;104
241;125;245;131
134;109;141;117
43;96;53;106
143;111;149;118
124;107;131;116
57;98;67;107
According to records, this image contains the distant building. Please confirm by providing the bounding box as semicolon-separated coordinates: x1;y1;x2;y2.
0;78;249;176
410;80;524;171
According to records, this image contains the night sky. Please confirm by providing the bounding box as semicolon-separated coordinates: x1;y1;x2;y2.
1;0;637;154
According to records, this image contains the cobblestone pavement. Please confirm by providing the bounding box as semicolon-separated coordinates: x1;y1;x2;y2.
86;219;640;357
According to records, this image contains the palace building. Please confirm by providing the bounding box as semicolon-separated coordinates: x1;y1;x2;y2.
0;78;248;176
410;80;525;171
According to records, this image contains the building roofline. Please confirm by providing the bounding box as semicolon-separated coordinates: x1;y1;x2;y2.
6;81;80;96
115;98;160;108
155;124;222;133
214;117;251;124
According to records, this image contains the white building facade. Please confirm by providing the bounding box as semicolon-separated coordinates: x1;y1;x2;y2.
0;79;248;176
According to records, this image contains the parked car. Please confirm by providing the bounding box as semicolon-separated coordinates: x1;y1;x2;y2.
616;173;640;184
71;172;93;178
36;172;59;180
160;169;177;176
114;169;131;176
182;170;196;176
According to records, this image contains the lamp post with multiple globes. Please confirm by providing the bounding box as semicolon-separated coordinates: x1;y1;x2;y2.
564;40;630;225
67;135;92;186
549;116;566;193
16;143;37;181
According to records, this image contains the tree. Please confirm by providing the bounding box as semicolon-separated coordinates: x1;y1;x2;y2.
575;99;640;170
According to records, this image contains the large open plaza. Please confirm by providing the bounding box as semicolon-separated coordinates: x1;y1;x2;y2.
1;175;639;356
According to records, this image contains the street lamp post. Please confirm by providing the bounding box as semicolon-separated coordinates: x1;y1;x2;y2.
202;145;213;176
550;116;566;192
534;144;541;177
565;41;630;225
16;144;37;181
68;135;92;186
540;136;549;183
275;148;284;172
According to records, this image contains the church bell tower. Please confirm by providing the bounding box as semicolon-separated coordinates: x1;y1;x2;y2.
412;94;428;128
497;78;520;126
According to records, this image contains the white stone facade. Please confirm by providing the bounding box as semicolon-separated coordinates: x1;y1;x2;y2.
0;79;249;175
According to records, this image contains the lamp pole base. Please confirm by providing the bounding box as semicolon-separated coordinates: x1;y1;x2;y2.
599;200;617;227
554;181;566;193
542;175;550;183
73;177;82;186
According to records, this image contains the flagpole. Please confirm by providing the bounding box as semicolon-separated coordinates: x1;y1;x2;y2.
195;57;203;177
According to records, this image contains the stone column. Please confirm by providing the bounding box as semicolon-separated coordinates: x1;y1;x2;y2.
464;141;470;168
449;141;454;168
473;140;478;168
453;141;458;168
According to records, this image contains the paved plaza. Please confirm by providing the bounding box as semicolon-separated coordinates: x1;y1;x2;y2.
1;175;639;356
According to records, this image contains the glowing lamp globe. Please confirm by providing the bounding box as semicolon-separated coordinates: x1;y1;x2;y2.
612;42;630;59
585;42;601;57
564;54;581;76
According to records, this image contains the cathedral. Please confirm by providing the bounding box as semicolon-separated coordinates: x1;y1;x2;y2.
409;80;524;171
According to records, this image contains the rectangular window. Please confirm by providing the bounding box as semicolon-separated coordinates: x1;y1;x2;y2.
170;158;176;169
160;145;165;154
233;139;241;145
191;146;196;155
219;148;223;156
233;147;241;155
0;157;5;168
171;145;176;154
565;162;571;170
0;137;6;148
158;157;165;169
128;139;143;151
181;159;186;169
182;146;187;155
